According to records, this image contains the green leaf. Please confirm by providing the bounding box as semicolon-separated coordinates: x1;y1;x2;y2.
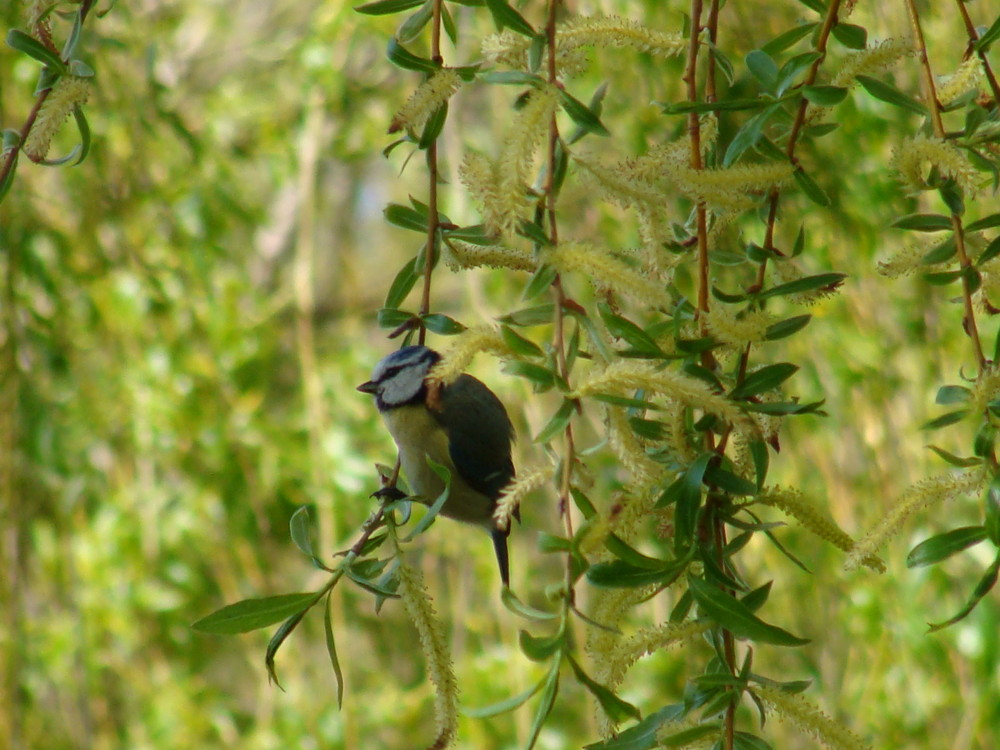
921;409;969;430
733;731;775;750
831;22;867;49
923;269;963;286
444;223;494;245
688;576;809;646
484;0;536;37
396;1;433;43
742;398;825;415
906;526;987;568
793;167;830;206
761;23;819;56
418;102;447;148
671;453;713;553
384;202;428;232
70;106;90;165
856;74;927;116
926;445;981;468
745;50;778;91
499;304;555;327
354;0;424;14
421;313;466;335
802;85;848;106
588;393;660;411
758;272;845;300
708;43;735;86
519;629;563;661
568;654;641;724
723;106;778;167
6;29;67;72
518;218;552;246
965;213;1000;233
984;474;1000;546
323;593;345;708
501;325;543;357
775;51;821;96
599;304;662;356
750;440;769;489
191;592;320;634
704;464;759;496
384;257;419;309
523;263;558;300
764;314;811;340
289;507;327;571
479;70;545;86
501;587;559;621
559;89;610;137
386;37;439;73
659;724;724;747
974;13;1000;53
977;236;1000;266
922;237;956;264
927;553;1000;632
505;360;557;392
586;558;688;588
376;307;415;330
526;661;560;750
265;607;309;687
464;678;546;718
935;384;971;405
583;704;686;750
534;398;575;443
892;213;953;231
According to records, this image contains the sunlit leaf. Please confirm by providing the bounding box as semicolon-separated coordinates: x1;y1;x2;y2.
906;526;987;568
687;576;809;646
192;592;319;634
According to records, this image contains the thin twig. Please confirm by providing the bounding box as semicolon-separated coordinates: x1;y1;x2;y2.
417;0;445;345
955;0;1000;109
904;0;986;370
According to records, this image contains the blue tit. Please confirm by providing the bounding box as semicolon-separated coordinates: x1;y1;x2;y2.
357;345;517;587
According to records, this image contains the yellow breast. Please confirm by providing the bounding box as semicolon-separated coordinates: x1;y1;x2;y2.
381;404;495;528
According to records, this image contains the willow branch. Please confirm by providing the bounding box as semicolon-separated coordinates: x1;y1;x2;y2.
417;0;445;344
955;0;1000;112
905;0;986;370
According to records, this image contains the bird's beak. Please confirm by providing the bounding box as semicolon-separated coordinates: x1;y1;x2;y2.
357;380;378;394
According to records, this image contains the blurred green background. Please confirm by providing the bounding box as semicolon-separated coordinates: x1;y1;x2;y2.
2;1;998;748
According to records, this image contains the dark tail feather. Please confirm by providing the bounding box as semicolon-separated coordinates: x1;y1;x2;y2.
491;528;511;588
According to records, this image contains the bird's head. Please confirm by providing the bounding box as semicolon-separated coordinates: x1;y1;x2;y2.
357;345;441;411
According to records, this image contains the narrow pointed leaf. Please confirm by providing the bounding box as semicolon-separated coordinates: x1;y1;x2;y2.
192;592;319;634
568;655;641;723
324;593;345;707
928;554;1000;632
687;576;809;646
906;526;987;568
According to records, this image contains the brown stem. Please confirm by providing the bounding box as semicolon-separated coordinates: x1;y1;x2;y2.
904;0;986;370
543;0;576;601
417;0;445;345
955;0;1000;109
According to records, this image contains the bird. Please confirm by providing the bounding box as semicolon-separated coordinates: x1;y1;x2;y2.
357;345;517;587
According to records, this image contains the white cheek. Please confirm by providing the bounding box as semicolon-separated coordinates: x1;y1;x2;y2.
379;369;425;405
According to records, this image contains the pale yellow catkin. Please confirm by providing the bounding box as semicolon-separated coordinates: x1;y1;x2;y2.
23;76;91;162
397;561;458;748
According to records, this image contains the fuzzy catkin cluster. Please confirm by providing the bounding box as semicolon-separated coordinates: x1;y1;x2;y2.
23;76;91;162
397;561;458;749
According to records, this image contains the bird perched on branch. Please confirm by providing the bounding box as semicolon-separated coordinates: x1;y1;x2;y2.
357;345;516;587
